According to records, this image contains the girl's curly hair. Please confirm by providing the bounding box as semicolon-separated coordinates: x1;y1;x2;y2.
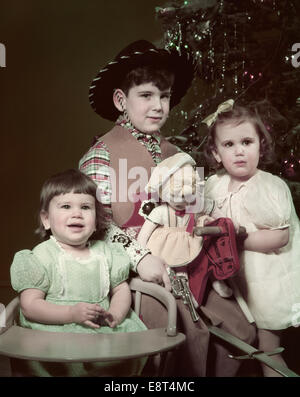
204;102;275;170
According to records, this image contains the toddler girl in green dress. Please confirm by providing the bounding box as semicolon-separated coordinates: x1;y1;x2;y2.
10;169;146;376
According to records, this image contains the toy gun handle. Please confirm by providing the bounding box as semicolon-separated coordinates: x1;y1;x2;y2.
167;267;199;322
193;225;247;237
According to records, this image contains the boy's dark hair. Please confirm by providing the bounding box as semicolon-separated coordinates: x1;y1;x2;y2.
120;64;175;96
36;169;108;240
204;104;275;170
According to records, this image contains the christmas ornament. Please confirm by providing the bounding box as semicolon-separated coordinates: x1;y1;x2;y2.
281;150;300;181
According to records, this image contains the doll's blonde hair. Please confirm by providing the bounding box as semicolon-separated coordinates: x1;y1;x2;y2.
145;152;203;205
160;164;200;204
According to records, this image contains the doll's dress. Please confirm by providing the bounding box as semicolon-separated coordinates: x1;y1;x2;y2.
10;236;147;376
146;204;203;266
205;169;300;330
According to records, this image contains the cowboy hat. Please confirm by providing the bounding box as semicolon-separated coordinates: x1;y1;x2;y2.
89;40;195;121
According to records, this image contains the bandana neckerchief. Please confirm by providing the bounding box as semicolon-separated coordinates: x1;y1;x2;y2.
116;116;162;165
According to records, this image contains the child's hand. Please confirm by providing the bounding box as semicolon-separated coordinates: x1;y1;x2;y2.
104;313;120;328
196;214;215;227
203;216;215;225
94;309;119;328
137;254;171;291
94;310;116;327
70;302;109;329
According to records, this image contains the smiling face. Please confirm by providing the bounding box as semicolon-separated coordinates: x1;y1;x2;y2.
213;120;260;184
116;82;171;133
40;192;96;250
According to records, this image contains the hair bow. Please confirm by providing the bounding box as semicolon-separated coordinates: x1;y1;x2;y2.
202;99;234;127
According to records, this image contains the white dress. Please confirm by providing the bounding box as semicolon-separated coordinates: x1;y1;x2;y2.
205;169;300;330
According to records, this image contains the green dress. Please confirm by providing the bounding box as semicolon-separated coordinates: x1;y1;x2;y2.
10;237;147;376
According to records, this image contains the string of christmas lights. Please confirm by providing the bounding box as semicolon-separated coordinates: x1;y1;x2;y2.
156;0;300;211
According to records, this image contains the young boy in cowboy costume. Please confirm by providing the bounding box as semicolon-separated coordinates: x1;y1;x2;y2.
79;40;256;376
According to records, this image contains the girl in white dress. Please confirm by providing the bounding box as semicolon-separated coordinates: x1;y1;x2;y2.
203;100;300;376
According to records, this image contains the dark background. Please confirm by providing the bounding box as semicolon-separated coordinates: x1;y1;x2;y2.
0;0;168;291
0;1;299;377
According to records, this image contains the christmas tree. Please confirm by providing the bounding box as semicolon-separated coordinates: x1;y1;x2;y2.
155;0;300;214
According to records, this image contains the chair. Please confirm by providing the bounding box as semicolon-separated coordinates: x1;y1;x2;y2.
0;277;185;377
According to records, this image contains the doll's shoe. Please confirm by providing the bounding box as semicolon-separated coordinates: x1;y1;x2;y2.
212;280;233;298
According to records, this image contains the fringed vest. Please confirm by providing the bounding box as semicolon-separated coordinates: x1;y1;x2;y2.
101;125;178;227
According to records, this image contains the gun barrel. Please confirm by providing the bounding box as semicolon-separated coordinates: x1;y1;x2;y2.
181;278;200;322
167;267;199;322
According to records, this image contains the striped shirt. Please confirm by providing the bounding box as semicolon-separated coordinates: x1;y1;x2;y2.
79;121;175;271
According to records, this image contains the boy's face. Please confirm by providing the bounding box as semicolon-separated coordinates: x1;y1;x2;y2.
123;83;171;133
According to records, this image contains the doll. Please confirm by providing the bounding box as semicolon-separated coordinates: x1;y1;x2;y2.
137;152;233;301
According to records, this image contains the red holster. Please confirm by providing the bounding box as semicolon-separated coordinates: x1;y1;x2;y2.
187;217;240;306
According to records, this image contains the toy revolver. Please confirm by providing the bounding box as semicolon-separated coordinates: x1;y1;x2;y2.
167;267;199;322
